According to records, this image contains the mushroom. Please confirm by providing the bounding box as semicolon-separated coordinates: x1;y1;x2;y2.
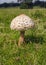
10;14;35;46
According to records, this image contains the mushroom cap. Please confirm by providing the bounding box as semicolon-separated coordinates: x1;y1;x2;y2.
10;14;35;31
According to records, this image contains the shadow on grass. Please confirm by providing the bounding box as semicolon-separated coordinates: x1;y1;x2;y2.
25;35;44;44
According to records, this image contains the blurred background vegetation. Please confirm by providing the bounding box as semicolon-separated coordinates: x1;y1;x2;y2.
0;0;46;8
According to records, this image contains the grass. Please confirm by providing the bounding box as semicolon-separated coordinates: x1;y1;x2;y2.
0;7;46;65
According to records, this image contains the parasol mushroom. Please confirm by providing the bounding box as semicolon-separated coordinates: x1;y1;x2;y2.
10;14;35;46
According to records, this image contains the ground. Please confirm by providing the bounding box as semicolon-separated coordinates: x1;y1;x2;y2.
0;7;46;65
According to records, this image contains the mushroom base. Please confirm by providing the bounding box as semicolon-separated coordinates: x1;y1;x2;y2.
18;31;25;46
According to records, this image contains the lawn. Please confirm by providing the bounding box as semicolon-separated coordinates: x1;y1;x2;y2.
0;7;46;65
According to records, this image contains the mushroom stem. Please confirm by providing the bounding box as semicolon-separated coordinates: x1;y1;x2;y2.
18;31;25;46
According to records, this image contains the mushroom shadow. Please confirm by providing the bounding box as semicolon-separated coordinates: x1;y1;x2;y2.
24;35;44;44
